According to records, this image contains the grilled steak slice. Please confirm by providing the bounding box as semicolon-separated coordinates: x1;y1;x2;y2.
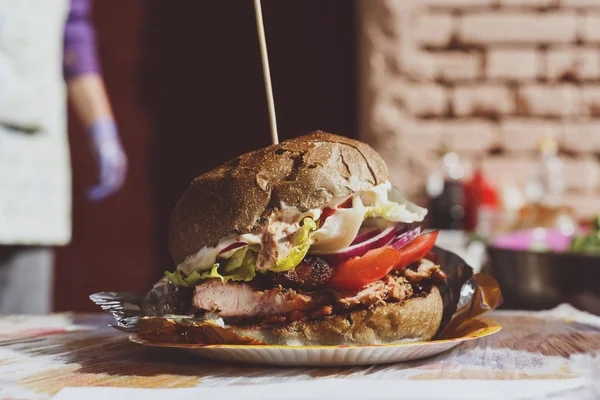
193;279;327;318
269;256;332;290
400;259;447;284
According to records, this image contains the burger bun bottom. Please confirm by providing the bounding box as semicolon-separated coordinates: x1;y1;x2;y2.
228;285;443;346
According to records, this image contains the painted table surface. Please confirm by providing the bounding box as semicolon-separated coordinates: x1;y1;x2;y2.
1;306;600;400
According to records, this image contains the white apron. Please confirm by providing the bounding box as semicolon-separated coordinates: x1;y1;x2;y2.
0;0;71;245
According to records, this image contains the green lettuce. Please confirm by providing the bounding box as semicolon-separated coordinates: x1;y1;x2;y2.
570;216;600;254
165;268;209;287
222;245;259;279
166;218;318;285
364;189;428;223
272;217;317;272
364;202;405;220
166;245;258;286
222;244;259;273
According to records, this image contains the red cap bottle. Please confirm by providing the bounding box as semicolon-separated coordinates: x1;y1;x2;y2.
464;162;498;233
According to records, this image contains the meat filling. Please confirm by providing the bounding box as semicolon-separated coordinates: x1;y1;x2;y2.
193;279;328;318
399;258;447;284
333;275;413;309
269;256;332;290
192;259;447;321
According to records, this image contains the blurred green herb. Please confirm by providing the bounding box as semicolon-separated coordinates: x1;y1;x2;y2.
569;216;600;254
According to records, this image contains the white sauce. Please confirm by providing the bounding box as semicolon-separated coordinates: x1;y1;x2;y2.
176;181;426;274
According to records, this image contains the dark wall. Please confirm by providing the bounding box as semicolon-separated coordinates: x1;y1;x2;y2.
142;0;359;275
55;0;357;311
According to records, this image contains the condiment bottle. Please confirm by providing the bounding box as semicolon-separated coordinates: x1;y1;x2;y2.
464;161;499;237
526;137;564;207
426;150;465;230
520;136;575;236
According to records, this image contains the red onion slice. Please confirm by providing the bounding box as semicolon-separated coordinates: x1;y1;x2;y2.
353;223;407;246
390;227;421;250
319;226;396;265
219;242;247;254
351;229;381;245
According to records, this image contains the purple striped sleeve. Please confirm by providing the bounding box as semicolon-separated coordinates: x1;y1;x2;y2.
63;0;101;80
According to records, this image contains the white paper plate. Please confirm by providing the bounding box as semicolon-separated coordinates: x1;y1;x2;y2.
130;318;501;366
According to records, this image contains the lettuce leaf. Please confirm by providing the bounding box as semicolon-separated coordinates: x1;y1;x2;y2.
166;246;258;286
223;244;259;272
272;217;317;272
570;216;600;254
364;201;426;223
165;268;210;287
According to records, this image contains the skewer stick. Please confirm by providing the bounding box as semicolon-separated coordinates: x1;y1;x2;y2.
254;0;279;145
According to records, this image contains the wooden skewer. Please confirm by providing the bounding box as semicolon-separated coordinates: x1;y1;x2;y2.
253;0;279;145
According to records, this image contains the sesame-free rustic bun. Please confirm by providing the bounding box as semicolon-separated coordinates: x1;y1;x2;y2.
229;286;443;346
169;131;389;265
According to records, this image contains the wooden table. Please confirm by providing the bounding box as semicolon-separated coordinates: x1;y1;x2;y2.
1;306;600;399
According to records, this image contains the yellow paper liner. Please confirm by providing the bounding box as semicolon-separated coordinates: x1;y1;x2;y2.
130;317;501;349
438;273;504;339
132;273;503;348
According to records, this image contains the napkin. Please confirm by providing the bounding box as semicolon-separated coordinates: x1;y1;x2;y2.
52;378;589;400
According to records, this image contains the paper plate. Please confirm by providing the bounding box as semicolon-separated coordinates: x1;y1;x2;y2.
129;317;501;366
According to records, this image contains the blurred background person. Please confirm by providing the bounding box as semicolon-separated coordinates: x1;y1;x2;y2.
0;0;127;313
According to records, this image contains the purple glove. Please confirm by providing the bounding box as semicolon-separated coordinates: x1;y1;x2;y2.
87;118;127;201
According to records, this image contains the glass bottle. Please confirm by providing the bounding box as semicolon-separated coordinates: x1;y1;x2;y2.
426;151;465;230
526;137;564;207
464;159;498;237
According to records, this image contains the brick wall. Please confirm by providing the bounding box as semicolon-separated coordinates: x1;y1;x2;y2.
358;0;600;220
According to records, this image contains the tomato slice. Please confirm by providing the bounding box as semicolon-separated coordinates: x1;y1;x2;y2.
320;207;335;224
391;230;440;270
320;198;352;225
328;231;440;290
338;198;353;209
328;247;402;290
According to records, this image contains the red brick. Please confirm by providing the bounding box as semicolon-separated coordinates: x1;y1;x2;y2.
562;0;600;6
580;14;600;43
581;86;600;116
401;118;500;154
399;121;444;152
481;155;600;194
459;12;577;44
442;119;499;152
563;192;600;221
563;121;600;153
400;82;449;117
453;85;514;117
433;51;482;81
371;128;441;202
482;156;539;188
421;0;494;7
546;48;600;81
414;13;454;47
563;157;600;191
516;84;581;117
500;0;554;6
500;119;562;151
487;49;540;80
369;99;407;134
401;51;438;82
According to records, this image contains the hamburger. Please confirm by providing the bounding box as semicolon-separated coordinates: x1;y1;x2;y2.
164;131;449;346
